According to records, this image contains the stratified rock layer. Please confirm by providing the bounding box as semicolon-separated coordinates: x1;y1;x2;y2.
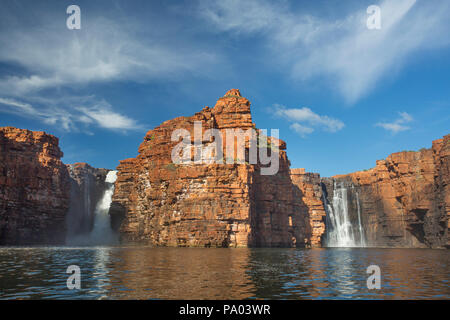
290;169;326;247
112;90;312;247
433;135;450;248
0;127;70;244
324;135;449;248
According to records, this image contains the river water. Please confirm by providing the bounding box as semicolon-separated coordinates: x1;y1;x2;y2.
0;247;448;299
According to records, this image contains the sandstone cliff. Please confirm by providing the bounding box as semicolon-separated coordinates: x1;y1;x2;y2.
111;89;312;247
0;127;70;244
433;135;450;248
322;134;449;248
1;105;447;249
290;169;326;247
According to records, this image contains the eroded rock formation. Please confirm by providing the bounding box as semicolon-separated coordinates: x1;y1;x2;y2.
323;135;449;248
0;127;70;244
111;89;312;247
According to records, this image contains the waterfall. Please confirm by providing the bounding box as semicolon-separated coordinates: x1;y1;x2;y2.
67;170;118;246
88;170;118;245
355;191;366;247
325;181;366;247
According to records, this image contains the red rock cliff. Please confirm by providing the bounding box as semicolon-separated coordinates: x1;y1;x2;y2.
290;169;326;247
111;90;312;247
324;134;449;248
0;127;70;244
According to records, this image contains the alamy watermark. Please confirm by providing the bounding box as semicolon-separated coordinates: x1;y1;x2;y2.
366;265;381;289
66;265;81;289
66;4;380;31
367;5;381;30
171;122;280;175
66;5;81;30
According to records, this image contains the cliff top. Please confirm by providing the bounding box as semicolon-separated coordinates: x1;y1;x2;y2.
67;162;111;172
332;134;449;179
0;126;60;146
290;168;306;175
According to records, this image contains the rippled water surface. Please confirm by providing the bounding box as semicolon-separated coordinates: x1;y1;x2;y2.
0;247;448;299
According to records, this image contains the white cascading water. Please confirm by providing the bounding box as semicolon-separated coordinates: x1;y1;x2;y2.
88;170;118;245
355;191;366;247
325;181;366;247
67;170;118;246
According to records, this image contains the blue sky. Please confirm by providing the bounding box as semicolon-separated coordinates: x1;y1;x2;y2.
0;0;449;177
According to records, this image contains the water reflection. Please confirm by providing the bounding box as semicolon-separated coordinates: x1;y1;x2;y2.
0;247;448;299
106;248;256;299
89;248;113;299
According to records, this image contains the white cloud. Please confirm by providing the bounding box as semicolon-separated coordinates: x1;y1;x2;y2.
199;0;450;103
289;123;314;138
274;104;344;132
0;97;39;115
198;0;279;34
272;104;344;137
0;96;142;132
0;15;217;96
375;111;413;133
398;111;413;123
0;6;215;133
77;102;141;131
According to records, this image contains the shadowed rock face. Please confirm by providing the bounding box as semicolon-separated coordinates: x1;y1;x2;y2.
0;128;112;245
322;134;449;248
434;135;450;248
0;127;70;245
66;163;109;239
111;89;312;247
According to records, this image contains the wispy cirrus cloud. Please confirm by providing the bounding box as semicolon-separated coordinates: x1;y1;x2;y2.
0;97;38;115
0;3;218;133
76;103;141;131
0;16;217;96
375;111;413;133
198;0;450;103
272;104;344;137
0;96;143;132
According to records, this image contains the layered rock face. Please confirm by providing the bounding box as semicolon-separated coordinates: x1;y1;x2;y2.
1;104;446;249
66;163;109;239
323;135;449;248
0;127;70;244
111;89;312;247
432;135;450;248
290;169;326;247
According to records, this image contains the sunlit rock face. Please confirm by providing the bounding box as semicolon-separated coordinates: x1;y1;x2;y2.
1;109;445;249
111;90;312;247
290;169;326;248
0;127;70;245
322;134;449;248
